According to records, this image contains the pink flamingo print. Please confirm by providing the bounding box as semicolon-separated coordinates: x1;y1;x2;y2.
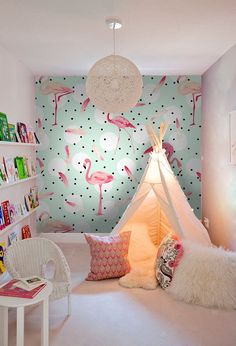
162;142;182;168
144;143;182;169
39;77;74;126
83;158;114;215
177;76;201;126
106;113;136;153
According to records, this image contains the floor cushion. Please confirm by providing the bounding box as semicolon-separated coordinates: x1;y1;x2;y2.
156;233;184;289
167;241;236;309
85;232;131;280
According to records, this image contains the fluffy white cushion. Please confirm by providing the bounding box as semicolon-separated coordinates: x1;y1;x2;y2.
119;223;158;290
119;268;158;290
167;241;236;309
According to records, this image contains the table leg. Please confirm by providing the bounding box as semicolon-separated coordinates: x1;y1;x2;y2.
41;298;49;346
16;306;24;346
0;306;8;346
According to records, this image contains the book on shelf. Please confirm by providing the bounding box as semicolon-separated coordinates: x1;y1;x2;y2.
8;123;18;142
8;204;17;224
0;279;46;299
8;231;18;245
0;113;11;142
22;225;31;239
1;200;10;226
0;164;7;183
17;122;28;143
0;242;6;274
4;157;17;183
34;132;40;144
0;207;5;230
30;186;39;208
15;156;28;179
26;125;35;144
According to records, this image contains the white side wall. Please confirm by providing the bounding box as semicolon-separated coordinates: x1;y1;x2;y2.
0;44;35;253
202;44;236;250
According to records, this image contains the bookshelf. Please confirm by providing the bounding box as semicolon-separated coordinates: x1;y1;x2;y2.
0;207;39;237
0;175;40;190
0;141;40;147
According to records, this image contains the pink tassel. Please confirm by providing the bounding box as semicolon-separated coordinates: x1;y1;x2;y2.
81;97;90;112
58;172;69;186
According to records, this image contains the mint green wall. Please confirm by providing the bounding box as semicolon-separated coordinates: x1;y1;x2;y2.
35;75;201;233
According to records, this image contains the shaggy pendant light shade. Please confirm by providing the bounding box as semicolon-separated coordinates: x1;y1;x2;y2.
86;54;143;113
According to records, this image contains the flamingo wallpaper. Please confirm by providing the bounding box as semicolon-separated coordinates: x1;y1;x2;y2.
35;75;202;234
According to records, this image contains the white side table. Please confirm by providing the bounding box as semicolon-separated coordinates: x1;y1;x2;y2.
0;279;53;346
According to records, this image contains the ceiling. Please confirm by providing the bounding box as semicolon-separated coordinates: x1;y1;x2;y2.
0;0;235;76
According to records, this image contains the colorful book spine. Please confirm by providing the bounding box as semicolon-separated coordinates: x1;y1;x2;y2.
1;200;10;226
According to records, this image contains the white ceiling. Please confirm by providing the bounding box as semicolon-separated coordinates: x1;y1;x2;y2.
0;0;235;76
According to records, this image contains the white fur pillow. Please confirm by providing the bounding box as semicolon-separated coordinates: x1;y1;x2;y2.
167;241;236;309
119;268;158;290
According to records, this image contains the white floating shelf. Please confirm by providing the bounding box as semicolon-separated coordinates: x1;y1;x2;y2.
0;141;40;147
0;207;39;237
0;175;40;190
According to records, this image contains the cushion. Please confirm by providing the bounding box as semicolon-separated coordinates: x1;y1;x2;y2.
156;233;184;289
121;223;158;268
119;268;158;290
167;241;236;309
85;232;131;281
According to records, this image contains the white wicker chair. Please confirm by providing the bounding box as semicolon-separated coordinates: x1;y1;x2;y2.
4;238;72;315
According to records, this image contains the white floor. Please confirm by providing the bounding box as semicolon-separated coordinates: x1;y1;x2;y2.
8;243;236;346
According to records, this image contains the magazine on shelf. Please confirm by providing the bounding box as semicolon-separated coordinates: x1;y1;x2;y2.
0;207;5;230
26;125;35;144
4;157;17;183
8;204;17;223
0;113;10;141
0;242;6;273
15;156;28;179
30;186;39;208
8;231;18;245
17;122;28;143
1;200;10;226
0;279;46;298
22;225;31;239
8;124;18;142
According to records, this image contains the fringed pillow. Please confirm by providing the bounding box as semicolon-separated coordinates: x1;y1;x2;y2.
156;233;184;289
85;232;131;280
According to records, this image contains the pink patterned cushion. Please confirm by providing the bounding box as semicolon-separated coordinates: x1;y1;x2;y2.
85;232;131;280
156;233;184;289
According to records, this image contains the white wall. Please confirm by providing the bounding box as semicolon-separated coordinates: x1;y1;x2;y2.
0;44;35;263
202;44;236;250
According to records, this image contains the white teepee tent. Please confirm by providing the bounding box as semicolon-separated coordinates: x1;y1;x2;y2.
111;124;211;248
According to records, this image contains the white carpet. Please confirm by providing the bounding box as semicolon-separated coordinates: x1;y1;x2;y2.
8;243;236;346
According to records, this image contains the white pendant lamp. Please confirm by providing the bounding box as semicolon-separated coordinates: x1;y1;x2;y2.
86;18;143;113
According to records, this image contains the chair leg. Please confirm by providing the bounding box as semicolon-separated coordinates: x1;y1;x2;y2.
67;294;71;316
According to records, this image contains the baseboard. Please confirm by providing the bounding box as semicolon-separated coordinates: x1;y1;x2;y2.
41;233;108;243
